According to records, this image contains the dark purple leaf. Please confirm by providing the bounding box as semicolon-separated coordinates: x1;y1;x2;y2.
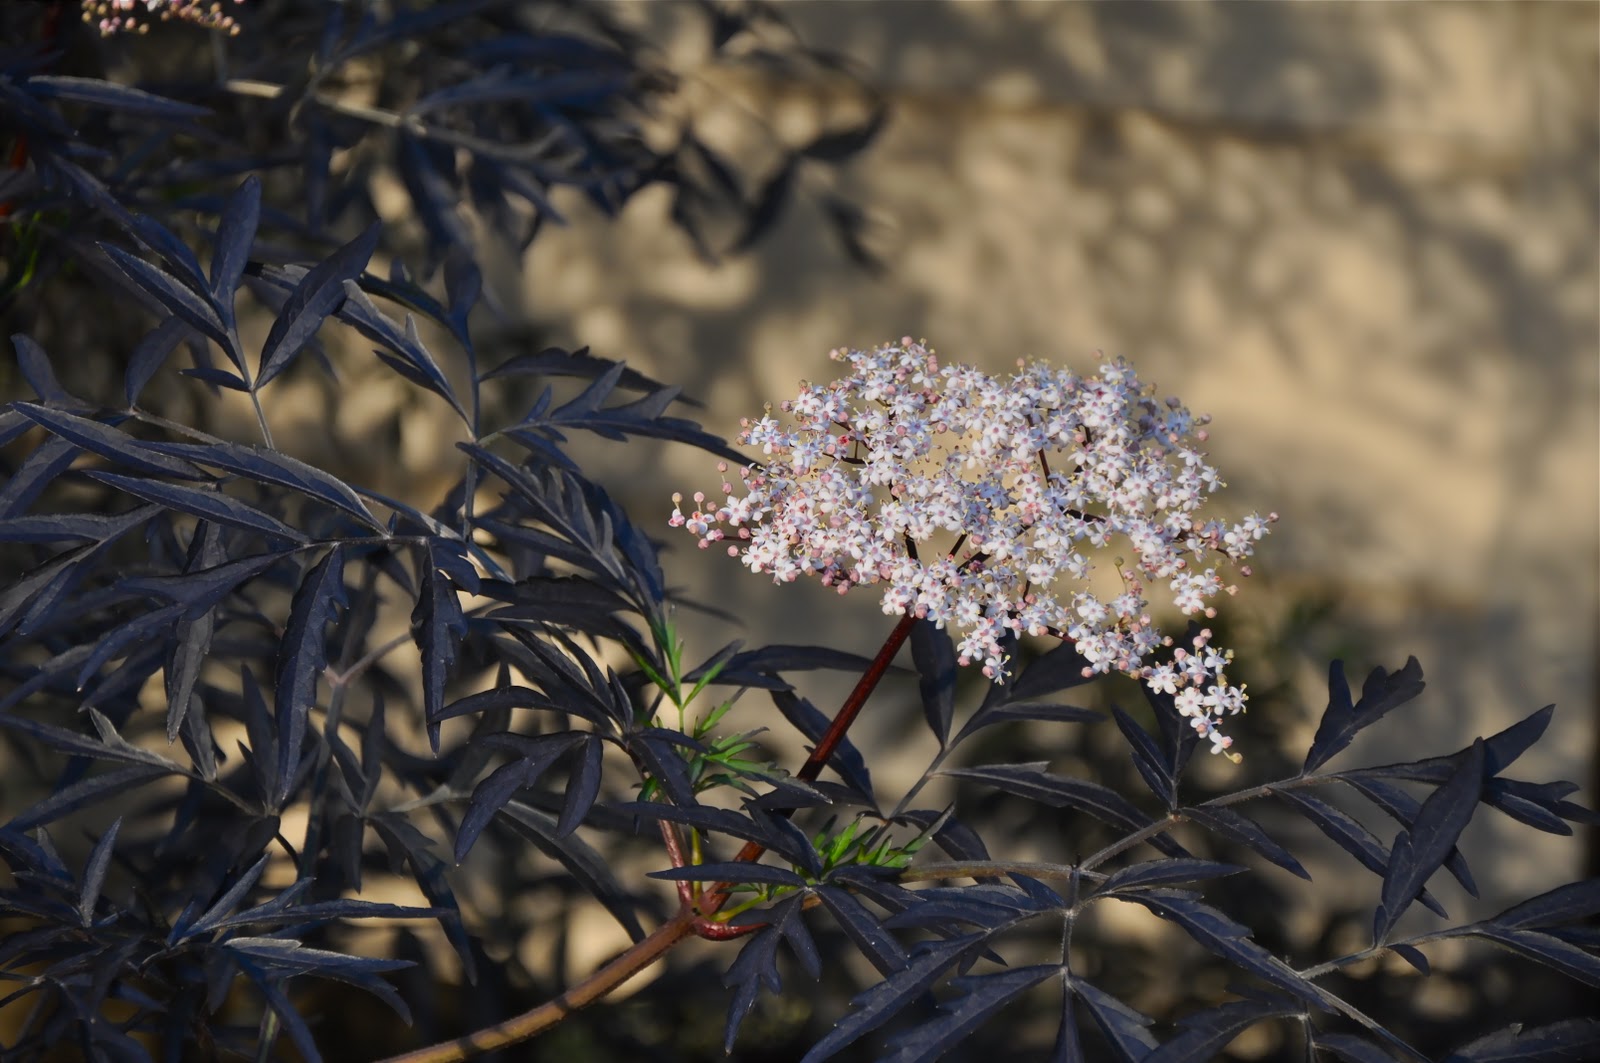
798;934;987;1063
720;903;790;1052
6;764;170;831
1145;996;1302;1063
28;75;208;119
143;439;384;531
165;521;224;740
770;688;874;800
1389;943;1430;975
125;317;193;406
87;471;307;545
815;885;908;976
1314;1033;1406;1063
1007;642;1096;702
414;541;469;753
1339;775;1477;896
957;701;1105;741
186;855;271;937
1304;658;1426;773
1375;740;1485;942
1489;879;1600;931
1073;979;1159;1061
0;507;159;544
274;547;347;807
99;243;231;350
10;334;70;405
1112;705;1175;809
1472;927;1600;987
882;964;1061;1063
13;403;206;480
0;435;79;517
256;223;380;388
119;548;294;612
943;764;1187;857
1443;1019;1600;1062
210;175;261;304
1275;790;1447;916
1096;859;1246;895
495;800;645;942
75;817;121;927
911;619;957;747
1115;890;1344;1012
556;735;604;838
455;734;584;862
482;346;689;401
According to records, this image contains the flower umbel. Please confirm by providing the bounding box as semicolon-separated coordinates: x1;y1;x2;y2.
82;0;244;36
672;339;1277;754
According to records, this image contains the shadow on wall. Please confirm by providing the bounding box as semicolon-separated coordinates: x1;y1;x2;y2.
509;0;1600;903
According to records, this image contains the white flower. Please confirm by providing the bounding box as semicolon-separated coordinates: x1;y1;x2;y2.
674;339;1275;750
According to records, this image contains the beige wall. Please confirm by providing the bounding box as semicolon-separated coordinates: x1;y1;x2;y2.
505;1;1599;908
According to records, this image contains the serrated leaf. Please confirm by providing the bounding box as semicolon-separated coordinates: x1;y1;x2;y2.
6;763;171;831
1073;979;1159;1061
273;548;347;806
556;734;604;838
1443;1019;1600;1062
495;800;645;942
257;223;379;388
1472;926;1600;987
414;541;469;753
943;764;1186;857
88;471;307;545
1095;859;1246;895
0;435;79;518
1144;996;1302;1063
882;964;1061;1063
799;934;986;1063
911;619;957;747
1115;890;1343;1012
769;688;873;800
815;885;907;976
100;243;231;350
721;897;804;1052
210;175;261;305
13;403;206;480
142;439;385;531
1275;790;1441;914
1374;740;1484;943
1113;705;1175;809
1488;879;1600;931
1304;658;1426;773
454;733;584;862
76;817;121;927
28;75;209;119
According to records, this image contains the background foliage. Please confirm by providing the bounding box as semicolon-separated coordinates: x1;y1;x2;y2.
1;3;1596;1061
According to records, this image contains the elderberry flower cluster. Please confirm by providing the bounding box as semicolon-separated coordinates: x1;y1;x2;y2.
82;0;244;36
671;340;1276;754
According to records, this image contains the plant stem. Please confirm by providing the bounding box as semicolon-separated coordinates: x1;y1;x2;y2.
717;611;916;876
379;614;917;1061
379;910;698;1063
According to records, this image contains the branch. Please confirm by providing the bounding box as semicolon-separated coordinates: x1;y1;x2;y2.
378;910;697;1063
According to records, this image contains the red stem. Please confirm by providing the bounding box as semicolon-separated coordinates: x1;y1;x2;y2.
704;611;917;911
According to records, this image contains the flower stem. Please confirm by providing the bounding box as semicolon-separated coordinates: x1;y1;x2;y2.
710;612;916;897
377;613;917;1061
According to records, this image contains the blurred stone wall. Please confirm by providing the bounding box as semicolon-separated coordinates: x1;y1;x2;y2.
500;0;1598;910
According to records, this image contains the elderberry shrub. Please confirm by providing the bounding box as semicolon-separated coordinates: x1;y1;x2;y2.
1;4;1597;1063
